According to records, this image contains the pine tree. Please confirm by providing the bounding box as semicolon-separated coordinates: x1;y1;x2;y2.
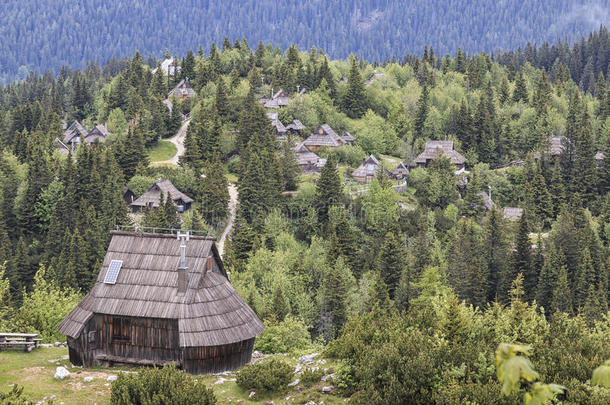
215;78;229;119
512;71;528;103
532;69;551;115
181;50;196;82
227;212;255;272
270;283;289;322
462;171;485;217
341;56;367;118
483;208;510;302
499;76;510;104
574;248;596;310
572;105;597;202
278;136;300;191
115;123;149;179
506;214;532;302
551;265;573;314
199;160;230;224
413;85;429;139
378;232;405;299
536;244;561;311
318;257;350;341
314;154;343;227
454;100;474;151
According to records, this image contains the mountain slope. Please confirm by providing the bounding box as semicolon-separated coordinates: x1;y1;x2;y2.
1;0;609;82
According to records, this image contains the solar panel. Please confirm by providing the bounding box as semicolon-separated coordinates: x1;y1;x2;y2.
103;260;123;284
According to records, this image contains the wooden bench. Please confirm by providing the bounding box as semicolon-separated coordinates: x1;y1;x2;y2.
0;333;40;352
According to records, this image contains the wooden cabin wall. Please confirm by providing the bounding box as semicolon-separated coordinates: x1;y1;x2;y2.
99;315;180;363
182;338;254;374
67;316;98;367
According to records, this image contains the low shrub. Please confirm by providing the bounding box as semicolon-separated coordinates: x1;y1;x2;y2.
236;359;293;393
110;366;216;405
254;316;311;354
300;367;325;385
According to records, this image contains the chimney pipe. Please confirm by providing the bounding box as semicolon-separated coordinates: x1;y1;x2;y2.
177;231;189;294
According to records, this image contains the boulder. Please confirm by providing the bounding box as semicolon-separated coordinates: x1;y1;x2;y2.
288;378;300;387
321;373;335;382
107;375;117;382
321;386;333;393
83;376;94;383
248;390;256;399
54;366;70;380
298;353;318;365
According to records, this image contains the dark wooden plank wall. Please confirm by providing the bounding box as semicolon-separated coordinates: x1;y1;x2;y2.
100;315;180;363
182;338;254;374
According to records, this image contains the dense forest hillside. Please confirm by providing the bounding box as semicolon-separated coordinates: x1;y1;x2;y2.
1;0;610;83
1;26;610;403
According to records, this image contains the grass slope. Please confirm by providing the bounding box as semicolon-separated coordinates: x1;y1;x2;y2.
147;140;177;162
0;347;346;404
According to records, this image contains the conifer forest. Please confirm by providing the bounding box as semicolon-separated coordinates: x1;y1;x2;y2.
0;11;610;405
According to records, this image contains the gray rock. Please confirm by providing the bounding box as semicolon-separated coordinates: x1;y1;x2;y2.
107;375;118;382
288;378;300;387
294;364;302;374
306;402;316;405
248;390;256;399
53;341;61;347
298;353;319;364
83;376;94;383
321;373;335;382
321;386;333;393
54;366;70;380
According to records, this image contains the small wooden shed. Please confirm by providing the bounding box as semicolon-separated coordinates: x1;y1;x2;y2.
59;231;264;374
130;179;193;213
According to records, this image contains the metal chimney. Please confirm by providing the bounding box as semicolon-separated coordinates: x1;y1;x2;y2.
177;231;189;293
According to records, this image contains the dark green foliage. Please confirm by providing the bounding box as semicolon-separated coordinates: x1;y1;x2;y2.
199;160;229;224
314;154;343;227
235;359;293;393
110;366;217;405
378;232;404;299
341;57;367;118
512;71;528;103
413;85;429;140
300;367;326;385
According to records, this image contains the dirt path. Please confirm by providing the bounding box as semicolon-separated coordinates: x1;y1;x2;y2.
156;119;190;165
217;184;238;258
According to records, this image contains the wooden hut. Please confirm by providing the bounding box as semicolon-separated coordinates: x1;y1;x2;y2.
351;155;382;183
63;121;88;151
392;162;409;180
303;124;348;151
415;140;466;169
293;142;326;172
84;124;110;144
59;231;264;374
130;179;193;213
168;78;196;99
263;89;290;109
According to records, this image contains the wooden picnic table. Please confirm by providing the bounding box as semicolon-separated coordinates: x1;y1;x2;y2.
0;333;40;352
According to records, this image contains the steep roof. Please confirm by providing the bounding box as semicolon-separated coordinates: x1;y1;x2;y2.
352;155;381;178
168;79;196;98
84;124;110;143
392;162;409;174
63;121;88;144
152;58;180;76
59;231;264;347
293;142;325;168
415;140;466;165
341;131;356;143
303;124;346;147
286;119;306;131
263;89;290;108
266;112;286;134
130;179;194;209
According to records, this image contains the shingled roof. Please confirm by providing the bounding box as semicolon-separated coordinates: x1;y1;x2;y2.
130;179;194;209
415;140;467;165
351;155;381;178
263;89;290;108
63;121;88;144
303;124;347;148
59;231;264;347
168;78;196;99
293;142;326;169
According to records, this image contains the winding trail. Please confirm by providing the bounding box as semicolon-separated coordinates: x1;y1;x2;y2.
156;119;190;165
217;183;238;258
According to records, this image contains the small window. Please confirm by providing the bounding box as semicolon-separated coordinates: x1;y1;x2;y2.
88;331;96;343
112;317;131;342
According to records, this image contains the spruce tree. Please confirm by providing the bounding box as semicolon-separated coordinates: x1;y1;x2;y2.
551;265;573;314
215;78;229;119
199;160;230;224
379;232;405;299
512;70;528;103
506;214;532;302
314;154;343;227
483;207;510;302
341;56;367;118
413;85;429;140
572;105;597;202
318;257;350;341
279;137;300;191
574;248;596;310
